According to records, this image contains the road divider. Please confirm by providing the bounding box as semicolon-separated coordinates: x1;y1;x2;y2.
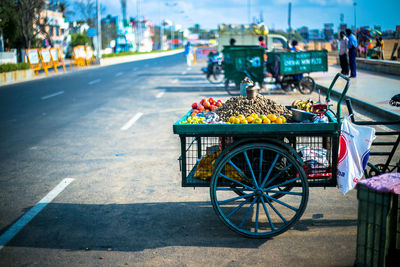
0;178;74;251
121;112;143;131
41;90;64;100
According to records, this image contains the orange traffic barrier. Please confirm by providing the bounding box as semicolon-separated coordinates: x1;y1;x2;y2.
85;45;96;65
39;48;56;75
25;49;42;76
71;45;86;68
50;48;66;72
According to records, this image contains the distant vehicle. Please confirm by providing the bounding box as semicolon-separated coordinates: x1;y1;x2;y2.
216;33;289;52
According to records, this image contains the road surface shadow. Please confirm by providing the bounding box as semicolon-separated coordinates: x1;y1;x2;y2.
4;201;358;252
6;202;265;252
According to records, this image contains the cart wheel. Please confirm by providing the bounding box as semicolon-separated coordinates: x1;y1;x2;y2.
367;163;388;178
207;65;224;84
210;143;309;238
225;79;240;96
298;76;315;95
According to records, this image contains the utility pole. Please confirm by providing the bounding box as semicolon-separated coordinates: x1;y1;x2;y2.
137;0;142;51
353;2;357;31
96;0;102;62
247;0;251;24
288;2;292;41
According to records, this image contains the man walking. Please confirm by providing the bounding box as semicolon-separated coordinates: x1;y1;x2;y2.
339;31;349;76
346;29;357;78
184;42;194;68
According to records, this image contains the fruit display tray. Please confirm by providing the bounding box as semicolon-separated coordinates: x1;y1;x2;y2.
173;108;338;136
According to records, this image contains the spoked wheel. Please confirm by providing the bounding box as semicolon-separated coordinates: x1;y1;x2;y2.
366;163;388;178
210;143;309;238
298;76;315;95
225;79;241;96
207;65;224;84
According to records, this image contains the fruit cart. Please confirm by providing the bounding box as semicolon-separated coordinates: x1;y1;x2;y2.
266;50;328;94
222;45;328;96
173;73;349;238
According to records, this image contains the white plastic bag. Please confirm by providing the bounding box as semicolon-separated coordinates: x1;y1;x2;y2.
337;116;375;194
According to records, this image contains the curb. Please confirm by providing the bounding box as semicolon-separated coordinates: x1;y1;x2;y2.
316;83;400;121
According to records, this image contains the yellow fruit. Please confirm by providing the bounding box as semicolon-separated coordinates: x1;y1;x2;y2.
262;118;271;124
237;114;245;119
229;116;236;123
254;118;262;124
278;116;287;123
259;115;266;120
267;114;277;122
246;116;254;123
240;118;248;124
275;117;283;124
251;113;258;118
234;118;241;124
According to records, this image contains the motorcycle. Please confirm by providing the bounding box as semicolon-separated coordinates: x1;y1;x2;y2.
201;52;224;84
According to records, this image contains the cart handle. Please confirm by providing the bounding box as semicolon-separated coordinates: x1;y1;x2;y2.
325;73;350;127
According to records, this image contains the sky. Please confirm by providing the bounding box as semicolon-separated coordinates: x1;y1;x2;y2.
88;0;399;31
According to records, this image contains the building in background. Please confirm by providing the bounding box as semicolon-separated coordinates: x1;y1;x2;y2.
35;4;69;55
297;26;309;41
339;24;347;34
309;29;321;41
323;23;334;41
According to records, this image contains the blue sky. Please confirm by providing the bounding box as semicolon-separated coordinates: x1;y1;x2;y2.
96;0;399;31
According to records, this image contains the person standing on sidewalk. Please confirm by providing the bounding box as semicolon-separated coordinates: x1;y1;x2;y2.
184;42;194;68
339;31;349;76
346;29;358;78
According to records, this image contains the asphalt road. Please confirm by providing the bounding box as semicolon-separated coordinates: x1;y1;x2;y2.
0;53;380;266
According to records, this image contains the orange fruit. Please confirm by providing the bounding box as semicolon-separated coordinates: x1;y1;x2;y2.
275;117;283;124
246;116;254;123
267;114;277;122
240;118;248;124
229;116;236;123
262;118;271;124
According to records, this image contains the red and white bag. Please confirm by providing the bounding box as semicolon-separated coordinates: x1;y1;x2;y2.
337;116;376;194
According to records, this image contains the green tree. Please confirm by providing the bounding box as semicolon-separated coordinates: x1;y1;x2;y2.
0;0;22;50
70;32;90;47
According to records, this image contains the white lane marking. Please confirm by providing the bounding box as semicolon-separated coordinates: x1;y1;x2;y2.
121;112;143;131
0;178;74;251
156;90;165;98
88;79;101;85
171;79;178;84
115;72;124;77
41;91;64;100
181;71;187;75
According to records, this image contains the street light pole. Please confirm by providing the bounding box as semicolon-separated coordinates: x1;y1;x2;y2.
353;2;357;30
96;0;102;62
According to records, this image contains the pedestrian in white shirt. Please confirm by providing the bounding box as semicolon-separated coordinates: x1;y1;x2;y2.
339;31;349;76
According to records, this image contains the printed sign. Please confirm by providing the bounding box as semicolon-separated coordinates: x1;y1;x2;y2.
27;50;39;64
50;48;59;61
79;46;86;58
41;49;51;63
